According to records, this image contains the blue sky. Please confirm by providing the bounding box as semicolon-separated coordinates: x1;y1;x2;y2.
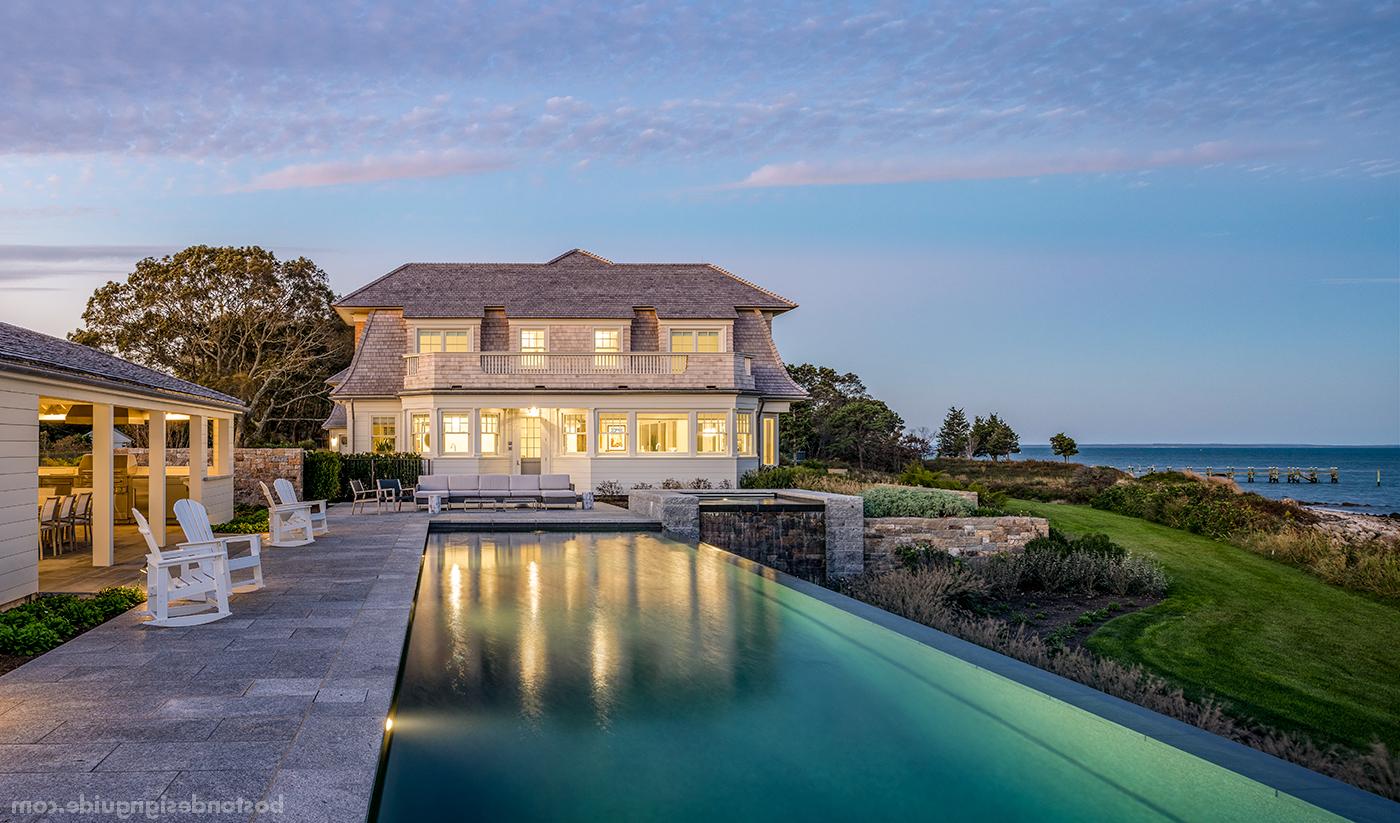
1;1;1396;444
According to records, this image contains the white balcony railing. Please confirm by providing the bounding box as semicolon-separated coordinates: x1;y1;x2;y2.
403;351;755;391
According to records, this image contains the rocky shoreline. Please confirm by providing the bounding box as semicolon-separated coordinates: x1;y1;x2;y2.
1306;506;1400;545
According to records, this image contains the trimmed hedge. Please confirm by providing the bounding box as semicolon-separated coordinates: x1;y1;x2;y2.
303;449;341;503
861;486;975;518
336;453;428;502
0;587;147;656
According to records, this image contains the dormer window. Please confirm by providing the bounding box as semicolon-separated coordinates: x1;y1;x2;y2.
670;329;721;353
416;329;471;353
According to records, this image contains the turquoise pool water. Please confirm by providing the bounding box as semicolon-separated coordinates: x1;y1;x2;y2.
371;532;1339;822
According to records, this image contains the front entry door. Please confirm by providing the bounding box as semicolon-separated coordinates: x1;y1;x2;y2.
518;415;542;474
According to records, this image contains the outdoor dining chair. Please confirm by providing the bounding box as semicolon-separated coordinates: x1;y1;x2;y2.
38;496;61;557
376;478;416;512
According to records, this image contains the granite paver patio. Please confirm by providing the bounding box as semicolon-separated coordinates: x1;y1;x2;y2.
0;507;428;823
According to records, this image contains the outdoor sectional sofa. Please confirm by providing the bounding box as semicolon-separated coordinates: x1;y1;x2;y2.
414;474;578;510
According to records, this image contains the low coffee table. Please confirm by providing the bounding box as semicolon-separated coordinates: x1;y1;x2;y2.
422;491;449;514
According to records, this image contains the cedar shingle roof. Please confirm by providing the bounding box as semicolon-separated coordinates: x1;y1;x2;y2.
332;310;406;397
335;248;797;319
0;321;245;410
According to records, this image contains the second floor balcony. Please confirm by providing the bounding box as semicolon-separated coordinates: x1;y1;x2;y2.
403;351;756;392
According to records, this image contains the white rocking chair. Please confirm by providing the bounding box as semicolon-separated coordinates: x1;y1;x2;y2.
133;508;231;627
273;478;328;535
258;481;316;548
174;498;266;593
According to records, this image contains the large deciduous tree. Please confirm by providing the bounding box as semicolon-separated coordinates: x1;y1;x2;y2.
781;363;926;470
70;245;352;445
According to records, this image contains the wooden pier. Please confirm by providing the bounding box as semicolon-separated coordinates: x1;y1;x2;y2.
1126;466;1342;484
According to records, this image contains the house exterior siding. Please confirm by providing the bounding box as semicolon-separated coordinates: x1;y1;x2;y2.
326;249;803;490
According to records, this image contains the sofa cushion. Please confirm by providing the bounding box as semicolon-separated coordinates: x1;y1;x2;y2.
448;475;479;492
540;489;576;500
510;475;541;492
418;475;450;492
479;474;511;492
539;474;571;490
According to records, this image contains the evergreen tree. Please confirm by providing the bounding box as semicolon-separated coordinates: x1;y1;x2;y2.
1050;432;1079;462
935;406;971;458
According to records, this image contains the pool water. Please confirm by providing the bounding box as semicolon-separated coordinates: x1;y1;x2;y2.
371;532;1337;822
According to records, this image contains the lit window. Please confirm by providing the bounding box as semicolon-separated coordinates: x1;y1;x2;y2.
736;413;755;456
371;417;396;453
480;412;502;454
697;413;728;454
561;413;588;454
669;329;722;352
594;329;621;369
761;416;777;465
409;413;431;455
520;329;546;369
416;329;472;353
599;414;628;454
442;413;471;454
638;414;688;453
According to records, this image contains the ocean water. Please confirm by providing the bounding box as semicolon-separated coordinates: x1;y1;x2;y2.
1014;445;1400;514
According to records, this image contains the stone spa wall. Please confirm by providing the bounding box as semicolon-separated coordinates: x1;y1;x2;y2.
863;516;1050;574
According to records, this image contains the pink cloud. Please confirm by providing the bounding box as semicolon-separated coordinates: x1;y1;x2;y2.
730;141;1314;188
237;151;510;191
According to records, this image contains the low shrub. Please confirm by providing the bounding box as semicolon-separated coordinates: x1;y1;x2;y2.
595;480;624;496
1025;528;1126;560
0;586;146;657
1091;471;1318;539
845;565;988;624
629;481;653;490
931;457;1126;504
897;461;1009;509
1239;528;1400;599
660;478;684;490
211;506;269;534
302;449;342;502
739;465;823;489
861;486;975;518
969;545;1167;598
686;478;713;489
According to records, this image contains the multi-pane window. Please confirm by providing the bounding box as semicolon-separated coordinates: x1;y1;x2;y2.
519;416;542;459
371;417;396;453
561;413;588;454
669;329;721;352
594;328;621;369
638;414;688;453
599;414;629;454
442;413;471;454
416;329;471;353
520;329;546;369
480;412;502;454
761;416;777;465
697;413;728;454
736;413;755;456
409;413;431;454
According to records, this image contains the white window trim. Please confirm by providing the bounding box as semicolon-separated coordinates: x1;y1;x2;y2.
478;409;504;456
665;323;728;353
518;327;549;352
439;409;475;457
592;326;624;351
558;410;593;456
693;410;734;457
635;411;693;457
594;409;633;457
413;327;476;353
735;410;757;457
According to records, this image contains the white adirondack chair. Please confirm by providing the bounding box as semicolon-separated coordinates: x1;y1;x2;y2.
273;478;328;535
133;508;231;627
174;498;266;593
258;480;316;548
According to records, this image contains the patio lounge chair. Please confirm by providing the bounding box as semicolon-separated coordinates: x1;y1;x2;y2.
174;498;265;593
273;478;328;535
349;479;380;514
376;478;416;512
134;508;232;627
258;480;317;547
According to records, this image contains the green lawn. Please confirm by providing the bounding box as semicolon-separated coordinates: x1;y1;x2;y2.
1012;499;1400;750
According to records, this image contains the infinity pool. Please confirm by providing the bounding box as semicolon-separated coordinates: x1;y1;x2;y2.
371;532;1338;821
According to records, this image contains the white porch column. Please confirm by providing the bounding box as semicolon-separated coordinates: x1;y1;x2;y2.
148;410;167;547
91;403;115;566
212;417;233;476
188;414;206;504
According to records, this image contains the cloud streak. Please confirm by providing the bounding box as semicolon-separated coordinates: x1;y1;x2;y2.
237;152;510;191
729;141;1314;188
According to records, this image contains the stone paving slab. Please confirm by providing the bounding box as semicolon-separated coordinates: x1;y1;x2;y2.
0;508;429;823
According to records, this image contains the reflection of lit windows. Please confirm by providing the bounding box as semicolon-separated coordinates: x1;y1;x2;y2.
599;414;628;454
562;413;588;454
409;413;431;454
697;414;728;454
736;413;755;456
442;413;471;454
638;414;688;453
371;417;396;452
761;416;777;465
480;412;502;455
